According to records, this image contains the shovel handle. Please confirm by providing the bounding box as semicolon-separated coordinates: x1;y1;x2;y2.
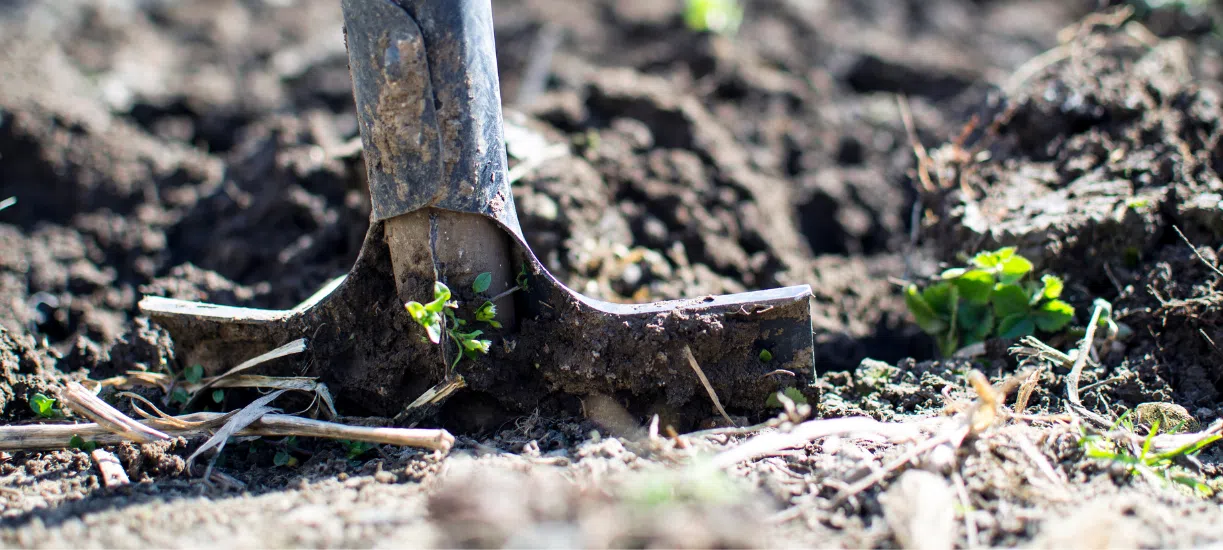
343;0;519;232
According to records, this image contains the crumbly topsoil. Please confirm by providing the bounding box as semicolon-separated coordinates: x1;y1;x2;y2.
3;0;1223;547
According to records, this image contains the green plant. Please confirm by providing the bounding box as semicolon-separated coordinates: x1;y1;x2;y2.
405;281;495;369
29;393;58;419
1081;414;1221;496
684;0;743;36
765;387;807;408
342;440;375;460
184;364;204;384
69;434;98;452
211;389;225;404
905;247;1076;356
758;349;773;362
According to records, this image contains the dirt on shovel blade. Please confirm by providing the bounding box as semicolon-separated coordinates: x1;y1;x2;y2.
3;0;1223;547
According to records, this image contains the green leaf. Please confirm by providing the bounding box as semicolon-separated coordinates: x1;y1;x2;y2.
433;282;451;302
425;283;451;314
904;285;947;334
464;339;491;355
999;254;1034;284
171;387;190;406
951;269;996;304
517;264;530;291
472;272;493;294
212;389;225;403
185;364;204;384
274;450;296;467
958;303;994;343
997;315;1036;339
991;283;1031;318
475;301;497;323
759;349;773;362
1040;274;1064;300
69;434;97;452
939;267;967;279
406;301;427;322
30;393;55;418
921;283;954;315
424;322;443;344
1033;299;1075;332
970;247;1014;269
766;387;808;408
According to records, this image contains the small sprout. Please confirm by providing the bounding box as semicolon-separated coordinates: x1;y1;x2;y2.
69;434;98;453
30;393;57;419
212;389;225;403
472;272;493;294
273;450;298;467
758;349;773;362
184;364;204;384
765;387;807;408
406;282;453;344
516;264;530;291
343;440;375;460
170;387;190;406
684;0;743;36
1125;197;1151;210
475;301;501;328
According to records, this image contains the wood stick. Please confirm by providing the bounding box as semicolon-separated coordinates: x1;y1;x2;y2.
0;413;455;453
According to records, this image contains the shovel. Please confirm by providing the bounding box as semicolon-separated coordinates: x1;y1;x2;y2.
140;0;815;426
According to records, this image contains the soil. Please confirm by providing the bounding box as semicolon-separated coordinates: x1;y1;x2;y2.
3;0;1223;547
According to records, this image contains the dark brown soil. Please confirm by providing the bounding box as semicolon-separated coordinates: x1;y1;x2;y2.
4;0;1223;547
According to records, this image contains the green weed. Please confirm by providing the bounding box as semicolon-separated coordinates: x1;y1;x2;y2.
905;247;1076;356
69;434;98;452
405;281;493;369
29;392;58;419
1081;413;1221;497
765;387;807;408
684;0;742;36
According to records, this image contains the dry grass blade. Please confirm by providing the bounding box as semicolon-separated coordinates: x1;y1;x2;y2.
1066;301;1113;428
1013;366;1043;415
61;382;170;444
187;390;286;478
683;345;735;427
209;375;338;419
0;411;455;453
711;416;924;468
190;338;308;399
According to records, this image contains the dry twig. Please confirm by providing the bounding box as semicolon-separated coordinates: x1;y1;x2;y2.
683;345;735;427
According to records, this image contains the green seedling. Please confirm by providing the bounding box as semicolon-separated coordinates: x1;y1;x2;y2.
273;450;298;467
29;393;57;419
765;387;807;408
405;281;495;369
758;349;773;362
69;434;98;453
342;440;375;460
170;387;190;406
684;0;743;36
184;364;204;384
1081;415;1221;497
905;247;1076;357
211;389;225;404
